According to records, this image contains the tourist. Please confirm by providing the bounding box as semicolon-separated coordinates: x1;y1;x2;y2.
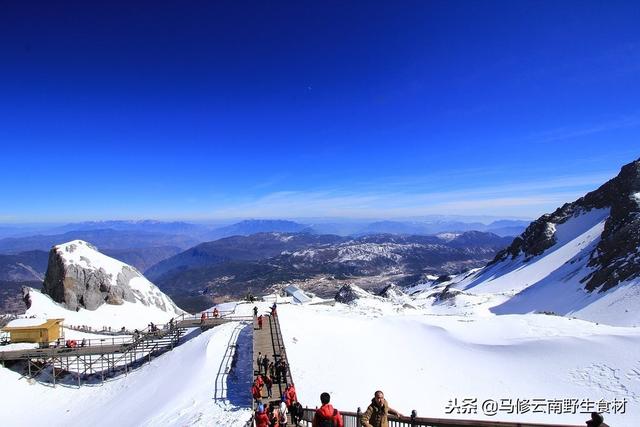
360;390;402;427
312;392;343;427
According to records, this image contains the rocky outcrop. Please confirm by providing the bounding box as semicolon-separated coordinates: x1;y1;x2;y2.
335;284;370;304
584;160;640;291
42;241;144;311
491;157;640;293
43;244;134;310
429;284;462;303
377;284;409;300
22;286;32;309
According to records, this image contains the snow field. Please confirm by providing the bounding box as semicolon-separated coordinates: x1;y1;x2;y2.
278;303;640;426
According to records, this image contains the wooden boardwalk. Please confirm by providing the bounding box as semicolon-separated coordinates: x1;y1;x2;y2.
252;312;297;426
0;312;254;387
0;316;237;361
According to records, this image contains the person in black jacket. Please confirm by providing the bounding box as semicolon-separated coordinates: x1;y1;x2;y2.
585;412;609;427
290;400;303;426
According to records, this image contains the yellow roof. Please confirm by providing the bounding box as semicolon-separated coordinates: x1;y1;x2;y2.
2;318;64;332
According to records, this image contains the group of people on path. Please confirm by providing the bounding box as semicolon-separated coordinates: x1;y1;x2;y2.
200;307;220;324
256;353;288;386
310;390;401;427
254;397;303;427
252;375;303;427
253;386;401;427
262;389;608;427
254;303;278;330
253;303;276;317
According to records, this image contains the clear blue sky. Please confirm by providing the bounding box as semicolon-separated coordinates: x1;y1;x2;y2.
1;1;639;222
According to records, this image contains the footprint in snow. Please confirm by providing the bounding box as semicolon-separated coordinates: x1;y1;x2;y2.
569;363;639;402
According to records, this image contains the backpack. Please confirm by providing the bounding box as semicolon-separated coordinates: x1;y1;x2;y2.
317;409;338;427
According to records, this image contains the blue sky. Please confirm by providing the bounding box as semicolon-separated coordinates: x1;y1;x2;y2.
1;1;639;222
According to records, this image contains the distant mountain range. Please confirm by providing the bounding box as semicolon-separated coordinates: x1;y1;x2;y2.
43;220;210;237
204;219;314;241
0;217;528;251
0;251;48;281
0;216;528;313
355;219;528;237
0;247;183;282
145;232;344;281
150;231;511;312
0;229;198;254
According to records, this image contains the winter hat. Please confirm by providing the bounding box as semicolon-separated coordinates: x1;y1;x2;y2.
258;404;264;413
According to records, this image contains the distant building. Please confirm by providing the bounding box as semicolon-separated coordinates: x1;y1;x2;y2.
283;285;312;304
2;318;64;344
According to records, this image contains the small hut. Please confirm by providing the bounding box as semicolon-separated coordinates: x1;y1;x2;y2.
2;318;64;344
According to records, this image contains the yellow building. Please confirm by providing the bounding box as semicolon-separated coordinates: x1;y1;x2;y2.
2;318;64;344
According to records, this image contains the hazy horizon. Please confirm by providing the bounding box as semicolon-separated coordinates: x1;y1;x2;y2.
0;214;533;227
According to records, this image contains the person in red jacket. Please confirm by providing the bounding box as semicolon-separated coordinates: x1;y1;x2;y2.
284;383;297;407
312;392;343;427
255;374;264;389
252;383;262;405
255;404;270;427
257;315;263;330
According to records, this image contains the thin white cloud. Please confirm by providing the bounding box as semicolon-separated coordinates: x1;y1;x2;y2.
527;112;640;144
207;171;610;219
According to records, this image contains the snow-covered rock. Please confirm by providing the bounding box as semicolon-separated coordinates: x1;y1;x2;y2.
43;240;183;315
21;240;186;330
334;284;373;304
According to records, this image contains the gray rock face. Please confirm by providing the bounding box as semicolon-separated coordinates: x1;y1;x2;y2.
378;284;405;299
42;244;137;311
22;287;32;309
335;284;365;304
429;285;462;304
584;160;640;292
491;157;640;293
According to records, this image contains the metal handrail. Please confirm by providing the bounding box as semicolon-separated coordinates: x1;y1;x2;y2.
299;407;583;427
0;313;251;361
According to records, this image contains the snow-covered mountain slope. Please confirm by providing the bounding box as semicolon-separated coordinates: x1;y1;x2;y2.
456;208;609;295
442;158;640;326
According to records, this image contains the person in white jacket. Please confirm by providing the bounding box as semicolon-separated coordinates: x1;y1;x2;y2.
278;396;288;426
